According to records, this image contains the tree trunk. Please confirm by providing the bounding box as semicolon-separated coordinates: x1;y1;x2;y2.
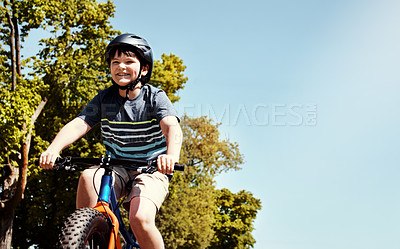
0;165;18;249
0;210;14;248
0;99;47;249
13;15;21;75
5;10;16;91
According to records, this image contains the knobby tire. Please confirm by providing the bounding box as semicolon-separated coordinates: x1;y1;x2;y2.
58;207;111;249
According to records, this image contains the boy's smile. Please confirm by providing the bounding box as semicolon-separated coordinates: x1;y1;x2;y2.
115;72;132;81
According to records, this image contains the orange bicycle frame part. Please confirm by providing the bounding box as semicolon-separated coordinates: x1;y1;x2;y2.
93;201;122;249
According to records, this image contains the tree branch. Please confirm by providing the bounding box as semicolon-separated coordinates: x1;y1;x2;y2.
1;98;47;214
30;98;48;126
5;9;16;91
12;15;21;75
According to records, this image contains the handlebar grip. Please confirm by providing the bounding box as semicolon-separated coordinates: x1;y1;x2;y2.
174;163;185;171
34;158;63;167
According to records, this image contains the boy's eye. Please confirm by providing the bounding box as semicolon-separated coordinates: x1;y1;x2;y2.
125;58;136;63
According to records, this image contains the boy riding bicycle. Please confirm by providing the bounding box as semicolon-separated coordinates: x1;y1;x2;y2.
39;33;182;249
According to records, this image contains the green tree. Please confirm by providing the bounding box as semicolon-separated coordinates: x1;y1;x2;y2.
157;115;248;249
209;189;262;249
0;0;117;247
0;1;49;247
151;53;188;103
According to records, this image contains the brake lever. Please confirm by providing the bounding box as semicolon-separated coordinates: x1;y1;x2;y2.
54;157;78;171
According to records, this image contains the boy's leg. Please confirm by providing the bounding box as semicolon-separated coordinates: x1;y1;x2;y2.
76;167;128;208
129;197;164;249
125;172;169;249
76;168;102;208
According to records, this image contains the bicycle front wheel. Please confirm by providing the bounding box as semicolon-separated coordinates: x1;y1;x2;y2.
58;207;111;249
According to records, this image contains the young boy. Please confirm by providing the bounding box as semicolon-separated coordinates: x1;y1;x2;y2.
39;33;182;249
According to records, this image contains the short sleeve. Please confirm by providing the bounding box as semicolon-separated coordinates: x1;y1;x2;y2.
77;93;102;128
153;90;179;123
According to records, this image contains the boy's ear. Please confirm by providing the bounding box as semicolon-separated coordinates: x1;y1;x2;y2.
141;64;149;76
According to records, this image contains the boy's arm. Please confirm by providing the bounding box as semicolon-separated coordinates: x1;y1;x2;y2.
40;117;91;169
158;115;182;174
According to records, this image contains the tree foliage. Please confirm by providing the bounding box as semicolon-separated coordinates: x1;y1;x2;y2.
181;115;243;176
157;115;261;249
0;0;116;248
157;171;216;249
210;189;262;249
151;53;188;103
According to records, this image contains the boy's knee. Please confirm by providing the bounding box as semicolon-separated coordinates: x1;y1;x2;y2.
129;199;157;230
79;169;93;182
78;168;100;186
130;212;153;228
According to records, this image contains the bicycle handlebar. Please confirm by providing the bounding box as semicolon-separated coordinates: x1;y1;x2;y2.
34;156;186;172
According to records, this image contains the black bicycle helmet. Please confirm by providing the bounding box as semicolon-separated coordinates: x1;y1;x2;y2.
105;33;153;87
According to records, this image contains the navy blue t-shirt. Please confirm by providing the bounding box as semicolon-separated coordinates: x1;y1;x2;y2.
78;84;179;160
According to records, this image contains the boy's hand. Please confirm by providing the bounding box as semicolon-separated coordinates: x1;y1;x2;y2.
39;150;60;170
157;154;177;174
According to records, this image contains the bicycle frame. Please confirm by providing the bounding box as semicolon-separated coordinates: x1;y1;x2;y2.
94;167;140;249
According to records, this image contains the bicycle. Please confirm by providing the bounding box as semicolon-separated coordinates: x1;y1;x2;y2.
36;155;185;249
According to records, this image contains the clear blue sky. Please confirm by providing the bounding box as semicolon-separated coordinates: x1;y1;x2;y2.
110;0;400;248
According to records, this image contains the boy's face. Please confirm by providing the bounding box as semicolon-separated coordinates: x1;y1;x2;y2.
110;50;148;87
